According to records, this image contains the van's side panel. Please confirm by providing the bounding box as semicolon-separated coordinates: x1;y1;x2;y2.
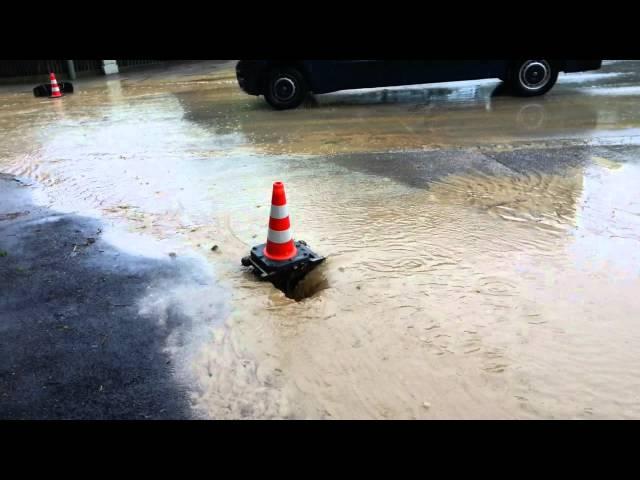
562;60;603;73
303;61;384;93
305;60;510;94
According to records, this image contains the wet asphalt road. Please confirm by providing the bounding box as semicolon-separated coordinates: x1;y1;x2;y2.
2;61;640;419
0;175;206;419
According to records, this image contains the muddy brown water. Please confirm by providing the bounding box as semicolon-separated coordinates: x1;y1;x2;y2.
1;60;640;418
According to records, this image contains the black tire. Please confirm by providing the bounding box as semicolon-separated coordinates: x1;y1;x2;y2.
506;60;558;97
263;67;309;110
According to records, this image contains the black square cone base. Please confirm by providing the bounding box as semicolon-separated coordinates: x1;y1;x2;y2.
241;240;325;296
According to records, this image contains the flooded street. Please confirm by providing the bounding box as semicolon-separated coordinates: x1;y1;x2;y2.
2;60;640;418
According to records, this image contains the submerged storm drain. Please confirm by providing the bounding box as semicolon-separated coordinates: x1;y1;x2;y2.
241;181;326;300
290;264;330;301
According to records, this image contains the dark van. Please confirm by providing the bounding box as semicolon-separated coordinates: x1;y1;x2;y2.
236;60;602;110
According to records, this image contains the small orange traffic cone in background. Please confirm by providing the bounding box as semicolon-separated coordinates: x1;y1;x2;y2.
49;72;63;98
264;181;297;261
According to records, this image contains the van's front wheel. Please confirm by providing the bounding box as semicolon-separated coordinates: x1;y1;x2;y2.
506;60;558;97
264;67;309;110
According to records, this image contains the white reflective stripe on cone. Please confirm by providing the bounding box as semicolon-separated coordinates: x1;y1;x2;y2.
267;228;293;244
269;204;289;220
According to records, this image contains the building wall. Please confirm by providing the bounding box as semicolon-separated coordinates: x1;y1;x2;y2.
0;60;162;83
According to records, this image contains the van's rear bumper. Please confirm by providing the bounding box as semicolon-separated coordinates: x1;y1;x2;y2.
236;60;265;96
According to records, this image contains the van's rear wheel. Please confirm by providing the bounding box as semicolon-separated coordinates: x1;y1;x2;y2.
264;67;308;110
507;60;558;97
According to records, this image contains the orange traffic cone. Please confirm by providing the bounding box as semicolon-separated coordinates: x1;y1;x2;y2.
264;181;297;261
49;72;63;98
241;181;325;294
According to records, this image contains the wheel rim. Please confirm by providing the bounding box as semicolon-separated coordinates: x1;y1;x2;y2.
518;60;551;91
272;77;296;102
